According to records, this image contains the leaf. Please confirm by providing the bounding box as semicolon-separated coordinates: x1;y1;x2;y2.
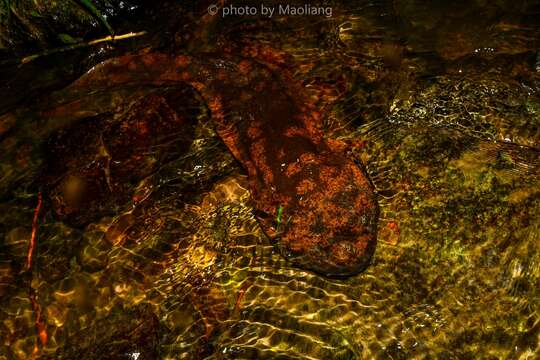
73;0;114;36
1;0;11;20
276;205;283;230
58;33;77;44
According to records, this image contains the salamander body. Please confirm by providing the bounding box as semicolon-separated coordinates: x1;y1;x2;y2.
43;50;379;277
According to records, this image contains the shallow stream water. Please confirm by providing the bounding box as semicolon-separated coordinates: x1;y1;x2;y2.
0;1;539;359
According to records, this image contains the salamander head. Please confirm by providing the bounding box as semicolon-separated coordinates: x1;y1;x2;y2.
270;152;379;278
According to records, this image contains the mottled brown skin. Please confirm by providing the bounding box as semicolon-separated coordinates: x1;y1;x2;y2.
41;51;379;277
43;88;198;226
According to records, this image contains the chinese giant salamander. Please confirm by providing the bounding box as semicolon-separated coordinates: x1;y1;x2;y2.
41;49;379;277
